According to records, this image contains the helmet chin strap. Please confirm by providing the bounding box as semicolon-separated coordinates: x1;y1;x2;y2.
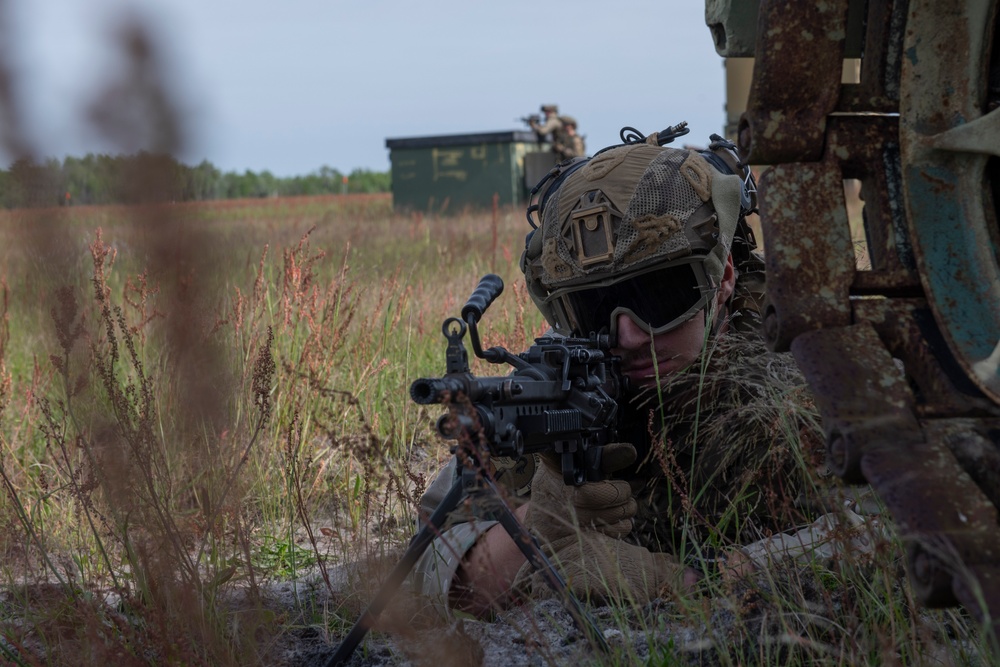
707;255;740;337
709;303;730;336
704;281;730;337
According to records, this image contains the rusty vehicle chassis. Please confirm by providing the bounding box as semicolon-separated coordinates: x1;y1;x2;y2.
719;0;1000;640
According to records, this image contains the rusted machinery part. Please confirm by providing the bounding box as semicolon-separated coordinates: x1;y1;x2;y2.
729;0;1000;634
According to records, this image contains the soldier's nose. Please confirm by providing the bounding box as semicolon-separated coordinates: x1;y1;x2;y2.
613;314;650;350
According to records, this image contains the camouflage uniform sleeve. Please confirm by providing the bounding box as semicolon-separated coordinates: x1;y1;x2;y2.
410;455;537;616
411;521;499;615
531;117;563;136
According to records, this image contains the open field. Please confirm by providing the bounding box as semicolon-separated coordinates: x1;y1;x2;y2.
0;193;549;665
0;194;990;666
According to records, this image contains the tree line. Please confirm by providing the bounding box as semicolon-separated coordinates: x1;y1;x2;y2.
0;152;391;209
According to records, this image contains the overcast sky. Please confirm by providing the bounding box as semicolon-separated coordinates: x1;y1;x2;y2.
5;0;730;177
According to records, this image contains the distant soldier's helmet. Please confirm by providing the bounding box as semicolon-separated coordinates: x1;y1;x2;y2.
540;104;559;113
520;134;757;339
560;115;578;128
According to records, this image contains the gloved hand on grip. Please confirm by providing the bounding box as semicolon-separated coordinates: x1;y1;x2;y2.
526;442;639;544
514;443;688;605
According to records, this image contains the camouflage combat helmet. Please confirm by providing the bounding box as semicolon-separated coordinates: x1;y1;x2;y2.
520;125;758;339
560;115;578;129
540;104;559;113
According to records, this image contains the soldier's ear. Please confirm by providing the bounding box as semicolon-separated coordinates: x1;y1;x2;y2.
716;254;736;308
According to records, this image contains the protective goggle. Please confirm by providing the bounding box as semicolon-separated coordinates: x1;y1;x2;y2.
543;259;716;339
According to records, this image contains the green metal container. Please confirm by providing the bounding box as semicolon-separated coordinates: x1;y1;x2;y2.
385;130;553;213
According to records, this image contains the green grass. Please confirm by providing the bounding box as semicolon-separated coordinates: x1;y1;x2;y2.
0;195;991;666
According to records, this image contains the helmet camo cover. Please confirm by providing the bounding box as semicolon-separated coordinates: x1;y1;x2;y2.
521;142;744;330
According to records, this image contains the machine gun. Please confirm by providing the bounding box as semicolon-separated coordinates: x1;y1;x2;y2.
519;113;541;126
327;274;622;666
410;274;623;485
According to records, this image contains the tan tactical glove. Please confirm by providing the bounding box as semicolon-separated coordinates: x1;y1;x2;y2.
514;443;687;605
525;443;639;543
516;531;687;605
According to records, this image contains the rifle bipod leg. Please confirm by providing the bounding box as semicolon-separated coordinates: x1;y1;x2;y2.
482;475;611;654
324;478;466;666
326;474;610;665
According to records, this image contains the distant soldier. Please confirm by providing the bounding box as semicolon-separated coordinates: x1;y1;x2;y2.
552;115;586;161
528;104;563;143
527;105;586;163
